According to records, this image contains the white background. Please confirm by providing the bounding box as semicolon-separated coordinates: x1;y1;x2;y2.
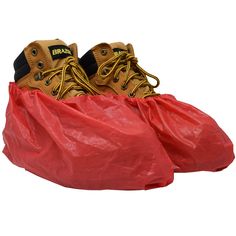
0;0;235;235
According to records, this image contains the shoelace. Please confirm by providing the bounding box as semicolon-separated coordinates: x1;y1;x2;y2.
38;56;100;99
97;51;160;98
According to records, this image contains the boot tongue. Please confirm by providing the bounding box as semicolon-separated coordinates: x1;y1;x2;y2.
110;42;128;55
34;40;85;98
36;39;74;68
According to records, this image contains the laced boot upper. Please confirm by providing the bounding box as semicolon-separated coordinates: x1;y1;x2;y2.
14;39;100;99
79;42;160;98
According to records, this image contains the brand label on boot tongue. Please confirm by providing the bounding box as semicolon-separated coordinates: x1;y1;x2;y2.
113;48;126;56
48;45;72;60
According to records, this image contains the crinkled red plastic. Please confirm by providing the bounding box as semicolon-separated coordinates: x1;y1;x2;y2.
2;83;174;190
118;93;234;172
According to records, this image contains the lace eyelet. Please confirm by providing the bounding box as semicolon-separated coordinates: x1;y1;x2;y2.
121;84;128;90
128;92;135;98
37;61;44;69
34;72;43;81
101;48;108;56
45;79;51;86
51;90;58;96
31;48;38;56
113;77;119;83
101;67;110;76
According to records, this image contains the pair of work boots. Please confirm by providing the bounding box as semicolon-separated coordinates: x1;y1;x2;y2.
4;39;234;190
14;39;157;99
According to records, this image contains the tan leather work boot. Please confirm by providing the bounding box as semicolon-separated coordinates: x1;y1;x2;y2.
14;39;100;99
79;42;160;98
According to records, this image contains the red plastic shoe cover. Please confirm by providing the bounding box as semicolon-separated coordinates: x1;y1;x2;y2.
2;83;234;189
118;94;234;172
2;83;174;190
